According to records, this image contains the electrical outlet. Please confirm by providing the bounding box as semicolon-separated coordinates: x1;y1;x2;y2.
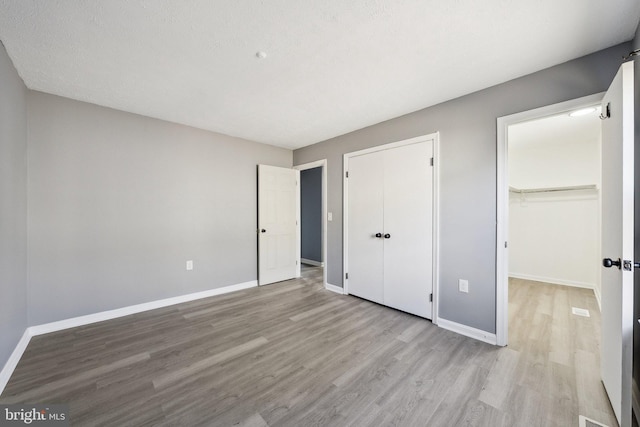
186;260;193;271
328;212;333;221
458;279;469;293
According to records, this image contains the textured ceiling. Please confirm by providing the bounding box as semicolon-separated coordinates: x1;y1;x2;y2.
0;1;638;149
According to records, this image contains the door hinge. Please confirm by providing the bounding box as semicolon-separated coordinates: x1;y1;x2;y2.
505;241;508;248
346;272;349;279
345;171;349;178
429;293;433;302
430;157;434;166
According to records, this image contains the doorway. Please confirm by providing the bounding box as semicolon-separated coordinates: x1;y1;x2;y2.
508;108;602;295
294;160;328;289
496;93;604;346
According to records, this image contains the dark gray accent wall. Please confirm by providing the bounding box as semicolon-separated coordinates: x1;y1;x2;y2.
27;92;291;325
293;43;630;334
301;167;322;263
0;42;28;368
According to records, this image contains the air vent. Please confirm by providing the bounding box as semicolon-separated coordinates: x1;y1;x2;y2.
579;414;608;427
572;307;590;317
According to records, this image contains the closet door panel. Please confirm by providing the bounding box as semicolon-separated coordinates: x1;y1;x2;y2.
347;151;385;304
383;141;433;318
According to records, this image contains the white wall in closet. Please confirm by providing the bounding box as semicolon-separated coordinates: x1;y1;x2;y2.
508;110;602;301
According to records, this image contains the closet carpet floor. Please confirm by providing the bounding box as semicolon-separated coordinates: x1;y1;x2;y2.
0;269;617;426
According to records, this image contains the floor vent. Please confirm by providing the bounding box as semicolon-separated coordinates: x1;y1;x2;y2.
572;307;590;317
579;415;608;427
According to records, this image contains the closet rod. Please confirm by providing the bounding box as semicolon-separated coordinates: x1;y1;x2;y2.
509;184;597;194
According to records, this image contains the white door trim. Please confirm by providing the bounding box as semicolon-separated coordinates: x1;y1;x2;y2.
343;133;440;323
495;93;604;346
294;159;328;289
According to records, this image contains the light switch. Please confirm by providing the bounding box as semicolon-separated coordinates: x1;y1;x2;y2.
328;212;333;221
186;260;193;271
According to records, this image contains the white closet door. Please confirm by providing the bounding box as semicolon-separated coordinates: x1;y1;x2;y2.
347;151;385;304
383;141;433;318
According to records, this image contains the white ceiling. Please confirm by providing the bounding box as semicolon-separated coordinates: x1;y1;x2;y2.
509;107;602;151
0;1;638;149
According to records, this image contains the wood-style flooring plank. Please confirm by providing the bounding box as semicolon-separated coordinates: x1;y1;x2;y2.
0;270;618;426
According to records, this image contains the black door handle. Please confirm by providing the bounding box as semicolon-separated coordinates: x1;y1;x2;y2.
261;229;266;233
384;233;391;239
603;258;621;269
375;233;382;238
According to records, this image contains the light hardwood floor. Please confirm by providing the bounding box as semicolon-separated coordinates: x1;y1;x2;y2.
1;269;617;426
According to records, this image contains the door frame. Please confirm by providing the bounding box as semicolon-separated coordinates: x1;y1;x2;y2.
294;159;328;289
343;133;440;323
495;93;604;346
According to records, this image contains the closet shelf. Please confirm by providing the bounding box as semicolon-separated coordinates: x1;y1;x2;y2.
509;184;598;194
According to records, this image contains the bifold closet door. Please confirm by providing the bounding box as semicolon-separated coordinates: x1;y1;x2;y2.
347;150;385;304
346;140;433;319
383;141;433;319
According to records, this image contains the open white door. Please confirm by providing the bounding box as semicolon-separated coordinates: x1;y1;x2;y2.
258;165;300;286
600;60;634;427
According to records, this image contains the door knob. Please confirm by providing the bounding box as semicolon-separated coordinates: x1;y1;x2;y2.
603;258;621;269
261;229;266;233
384;233;391;239
375;233;382;238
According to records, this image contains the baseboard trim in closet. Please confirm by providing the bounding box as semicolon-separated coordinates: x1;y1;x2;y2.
508;273;595;290
0;280;257;396
325;283;344;295
437;318;497;345
593;286;602;312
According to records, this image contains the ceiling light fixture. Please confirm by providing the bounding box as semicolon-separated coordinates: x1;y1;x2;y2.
255;51;267;59
569;107;597;117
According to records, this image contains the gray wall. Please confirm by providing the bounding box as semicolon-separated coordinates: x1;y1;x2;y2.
294;43;630;334
0;42;28;368
301;167;322;263
27;92;291;325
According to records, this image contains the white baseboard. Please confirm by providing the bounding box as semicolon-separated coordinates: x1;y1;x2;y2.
301;258;324;267
593;286;602;311
508;273;595;290
325;283;344;295
0;329;32;396
0;280;257;396
29;280;257;336
437;318;497;345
